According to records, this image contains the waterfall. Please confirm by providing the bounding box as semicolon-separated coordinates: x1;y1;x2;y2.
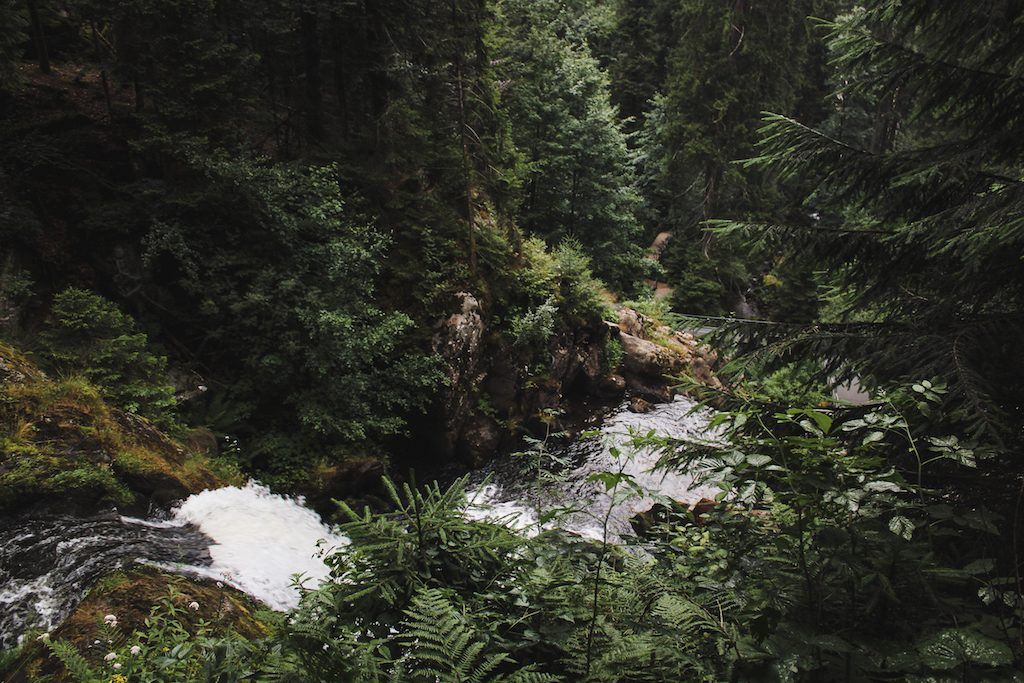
0;482;346;647
1;398;716;648
466;396;719;541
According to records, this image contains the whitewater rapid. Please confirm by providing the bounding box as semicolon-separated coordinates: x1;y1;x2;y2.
0;482;345;646
163;482;348;609
466;395;719;541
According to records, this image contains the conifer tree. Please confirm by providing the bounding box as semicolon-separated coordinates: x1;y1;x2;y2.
720;0;1024;444
0;0;26;91
497;0;646;291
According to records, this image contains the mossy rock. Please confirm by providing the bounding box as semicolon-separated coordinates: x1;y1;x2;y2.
1;566;272;683
0;343;239;515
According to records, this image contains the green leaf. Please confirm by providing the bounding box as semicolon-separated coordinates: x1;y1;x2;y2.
889;515;915;540
918;628;1014;670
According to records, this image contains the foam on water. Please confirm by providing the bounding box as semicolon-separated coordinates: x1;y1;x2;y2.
169;481;348;610
0;482;347;646
466;396;720;541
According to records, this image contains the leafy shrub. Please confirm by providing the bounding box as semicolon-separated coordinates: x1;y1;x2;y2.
517;237;610;327
39;288;176;424
510;298;558;352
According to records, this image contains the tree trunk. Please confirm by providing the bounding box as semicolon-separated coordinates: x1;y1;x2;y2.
329;12;349;139
301;9;323;141
451;0;477;273
26;0;50;74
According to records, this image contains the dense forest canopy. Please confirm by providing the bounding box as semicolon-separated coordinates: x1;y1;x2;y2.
1;0;1023;680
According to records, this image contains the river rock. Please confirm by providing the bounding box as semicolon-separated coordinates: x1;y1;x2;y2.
628;396;654;413
594;373;626;398
432;292;486;459
458;414;502;466
620;332;685;377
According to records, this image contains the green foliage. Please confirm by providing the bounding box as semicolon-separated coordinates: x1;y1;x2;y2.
511;298;558;352
496;0;647;290
599;337;622;375
714;0;1024;443
396;589;558;683
39;288;177;424
513;237;611;327
51;587;288;683
135;145;441;480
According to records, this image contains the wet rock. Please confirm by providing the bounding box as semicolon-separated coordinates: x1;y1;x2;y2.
594;374;626;398
625;373;675;403
432;292;486;459
628;396;654;413
458;414;502;466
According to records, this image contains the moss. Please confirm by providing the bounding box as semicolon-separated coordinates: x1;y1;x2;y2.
0;344;227;514
3;567;271;682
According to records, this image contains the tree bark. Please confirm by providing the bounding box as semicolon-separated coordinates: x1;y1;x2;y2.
26;0;50;74
451;0;477;273
301;9;323;141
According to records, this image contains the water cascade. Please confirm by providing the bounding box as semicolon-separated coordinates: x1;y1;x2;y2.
0;482;346;647
1;398;713;647
467;396;718;541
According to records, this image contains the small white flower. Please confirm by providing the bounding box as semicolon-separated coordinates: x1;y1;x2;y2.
36;633;50;643
113;663;122;670
104;652;117;662
216;582;223;588
188;601;199;611
94;640;101;645
322;644;329;651
130;645;141;655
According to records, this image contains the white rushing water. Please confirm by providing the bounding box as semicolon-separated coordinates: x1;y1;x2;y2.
0;482;346;645
165;482;348;610
466;396;720;541
1;396;716;647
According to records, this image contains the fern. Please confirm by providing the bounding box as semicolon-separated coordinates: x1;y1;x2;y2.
397;589;559;683
47;641;99;682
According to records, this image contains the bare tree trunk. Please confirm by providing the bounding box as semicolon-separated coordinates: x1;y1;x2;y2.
451;0;476;273
26;0;50;74
301;9;323;141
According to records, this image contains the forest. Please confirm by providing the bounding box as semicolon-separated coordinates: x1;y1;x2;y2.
0;0;1023;680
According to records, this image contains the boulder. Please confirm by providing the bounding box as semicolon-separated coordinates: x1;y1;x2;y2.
458;414;502;466
628;396;654;413
619;332;685;377
617;307;645;337
594;373;626;398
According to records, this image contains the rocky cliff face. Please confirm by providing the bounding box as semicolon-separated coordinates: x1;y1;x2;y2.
429;295;722;466
0;343;231;516
613;307;722;402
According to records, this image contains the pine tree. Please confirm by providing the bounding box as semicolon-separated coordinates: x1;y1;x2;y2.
718;1;1024;444
0;0;26;92
497;0;646;291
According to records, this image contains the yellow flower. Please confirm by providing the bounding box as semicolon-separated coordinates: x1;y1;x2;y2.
110;675;128;683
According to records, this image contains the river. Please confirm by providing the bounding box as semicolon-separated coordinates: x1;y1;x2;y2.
0;396;715;647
